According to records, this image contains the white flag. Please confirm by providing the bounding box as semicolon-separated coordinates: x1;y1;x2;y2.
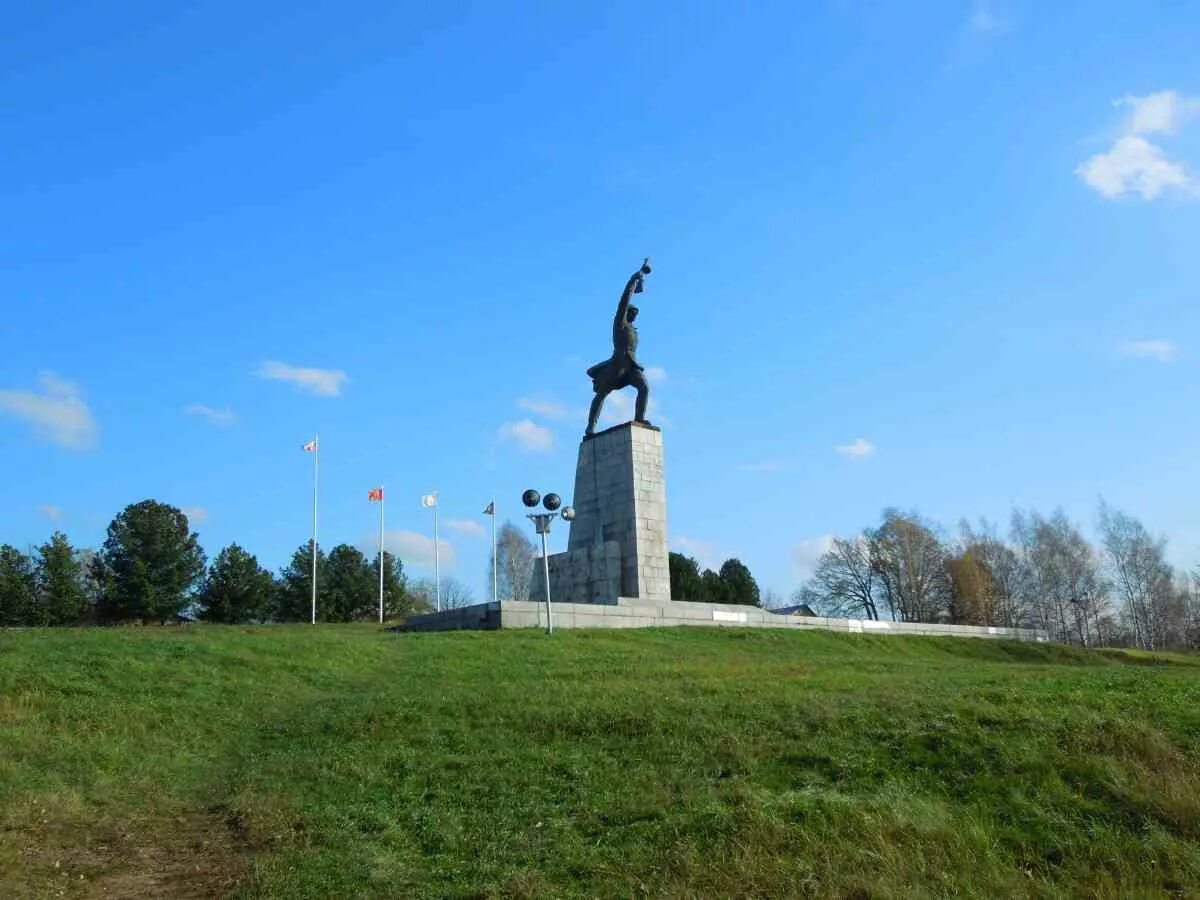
302;438;318;452
421;493;438;508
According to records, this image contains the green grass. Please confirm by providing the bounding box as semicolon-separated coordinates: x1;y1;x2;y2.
1;626;1198;898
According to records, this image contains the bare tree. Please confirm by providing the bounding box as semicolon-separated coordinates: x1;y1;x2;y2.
957;520;1025;627
805;535;879;619
1183;573;1200;650
870;510;950;623
408;576;476;610
492;521;535;602
1097;501;1174;650
1011;509;1108;646
760;588;785;610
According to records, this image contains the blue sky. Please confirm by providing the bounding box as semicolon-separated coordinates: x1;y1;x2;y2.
3;1;1199;601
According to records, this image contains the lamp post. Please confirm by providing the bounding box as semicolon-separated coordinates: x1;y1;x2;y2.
522;489;575;635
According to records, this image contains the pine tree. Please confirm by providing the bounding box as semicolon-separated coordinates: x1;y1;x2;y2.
669;552;708;602
0;545;37;626
275;542;327;622
198;544;275;623
34;532;88;625
94;500;207;623
322;544;376;622
718;558;761;607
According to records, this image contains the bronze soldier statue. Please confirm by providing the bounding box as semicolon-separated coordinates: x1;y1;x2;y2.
585;258;654;437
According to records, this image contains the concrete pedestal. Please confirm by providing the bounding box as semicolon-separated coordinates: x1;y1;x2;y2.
532;421;671;605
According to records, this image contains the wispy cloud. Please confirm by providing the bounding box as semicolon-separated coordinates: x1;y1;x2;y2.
948;0;1010;67
38;504;64;521
835;437;875;459
184;404;237;427
445;518;486;538
735;461;785;473
517;397;570;420
182;507;210;525
254;360;348;397
1119;339;1179;363
498;418;555;453
1077;91;1199;200
671;536;720;571
965;0;1008;35
0;371;99;450
644;366;668;384
599;392;667;427
793;534;836;576
380;529;455;569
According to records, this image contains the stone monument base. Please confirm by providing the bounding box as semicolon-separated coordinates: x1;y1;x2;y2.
400;598;1048;642
532;421;671;606
529;541;621;605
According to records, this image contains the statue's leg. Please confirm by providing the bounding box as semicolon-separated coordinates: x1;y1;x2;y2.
586;389;608;436
632;370;650;423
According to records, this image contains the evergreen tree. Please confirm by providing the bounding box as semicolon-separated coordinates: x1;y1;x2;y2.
718;558;761;607
0;545;36;626
701;568;728;605
34;532;88;625
371;551;423;619
669;552;707;602
322;544;376;622
275;542;327;622
198;544;275;623
94;500;207;623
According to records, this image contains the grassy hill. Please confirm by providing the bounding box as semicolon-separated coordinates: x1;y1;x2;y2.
1;626;1198;898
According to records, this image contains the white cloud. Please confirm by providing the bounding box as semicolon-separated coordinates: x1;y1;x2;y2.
835;437;875;458
184;404;237;427
1077;91;1199;200
1077;136;1191;200
966;0;1007;35
1120;339;1179;363
0;371;99;450
380;529;455;569
735;461;785;473
498;418;555;453
644;366;668;384
445;518;486;538
182;507;210;525
599;392;667;427
517;397;570;420
254;360;348;397
793;534;836;576
671;536;719;571
38;504;64;521
1120;90;1198;136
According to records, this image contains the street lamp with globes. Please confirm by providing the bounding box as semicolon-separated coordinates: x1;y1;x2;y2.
523;489;575;634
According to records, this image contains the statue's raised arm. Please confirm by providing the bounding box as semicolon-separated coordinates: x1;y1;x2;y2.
613;258;653;336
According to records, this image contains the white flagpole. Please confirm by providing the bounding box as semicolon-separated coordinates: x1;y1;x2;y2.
311;432;319;626
491;499;498;605
433;497;441;612
378;488;385;624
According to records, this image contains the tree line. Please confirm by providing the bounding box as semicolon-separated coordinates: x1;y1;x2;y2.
795;502;1200;650
0;499;446;626
668;555;761;606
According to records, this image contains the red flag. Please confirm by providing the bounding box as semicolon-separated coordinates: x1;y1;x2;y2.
368;487;383;502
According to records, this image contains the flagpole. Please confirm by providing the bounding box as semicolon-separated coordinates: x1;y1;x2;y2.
311;432;319;626
378;488;385;624
433;497;441;612
491;498;498;605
